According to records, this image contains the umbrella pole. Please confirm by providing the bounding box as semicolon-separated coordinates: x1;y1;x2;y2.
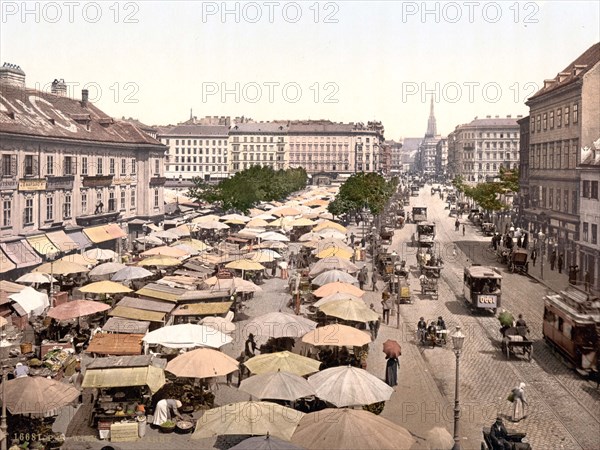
1;365;7;450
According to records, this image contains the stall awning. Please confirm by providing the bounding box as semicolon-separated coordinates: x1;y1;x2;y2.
81;365;166;394
103;317;150;334
0;240;42;268
109;306;166;323
135;283;185;303
171;301;232;316
66;230;93;250
83;226;111;243
86;333;144;355
0;247;16;273
105;224;127;239
146;223;161;232
26;234;60;256
45;231;78;253
116;296;175;313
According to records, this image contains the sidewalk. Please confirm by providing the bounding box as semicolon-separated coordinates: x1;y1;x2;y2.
525;250;575;294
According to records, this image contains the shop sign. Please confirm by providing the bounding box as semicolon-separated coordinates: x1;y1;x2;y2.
0;179;18;190
113;177;133;185
18;179;47;191
149;177;166;186
82;175;113;188
46;176;74;191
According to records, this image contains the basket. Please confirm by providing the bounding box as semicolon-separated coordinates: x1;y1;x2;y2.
20;342;33;354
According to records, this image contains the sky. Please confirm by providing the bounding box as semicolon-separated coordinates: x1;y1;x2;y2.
2;1;599;139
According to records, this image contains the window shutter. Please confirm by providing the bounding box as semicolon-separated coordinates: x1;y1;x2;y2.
32;156;39;175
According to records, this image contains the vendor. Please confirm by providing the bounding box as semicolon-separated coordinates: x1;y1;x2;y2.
14;362;29;378
152;399;183;426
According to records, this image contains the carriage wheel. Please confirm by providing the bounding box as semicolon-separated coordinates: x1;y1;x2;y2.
506;344;510;359
510;263;515;273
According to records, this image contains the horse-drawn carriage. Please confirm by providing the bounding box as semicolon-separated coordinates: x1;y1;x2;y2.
496;245;512;265
379;227;394;244
392;278;412;304
509;248;529;274
501;326;533;361
481;222;496;236
420;275;438;299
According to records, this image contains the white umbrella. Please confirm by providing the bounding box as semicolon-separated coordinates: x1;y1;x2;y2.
299;231;321;242
16;272;57;284
150;230;180;240
9;287;49;316
312;270;359;286
313;292;364;308
245;312;317;338
200;317;236;335
135;235;163;246
197;220;229;230
142;324;232;349
307;366;394;407
111;266;153;281
83;248;117;261
221;213;251;222
88;262;126;276
317;229;346;240
239;371;315;401
258;231;289;242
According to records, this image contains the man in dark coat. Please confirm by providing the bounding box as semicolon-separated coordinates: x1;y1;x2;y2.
489;417;512;450
557;253;564;274
530;248;537;267
550;249;556;271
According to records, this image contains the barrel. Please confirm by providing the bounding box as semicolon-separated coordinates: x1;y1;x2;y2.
20;342;33;354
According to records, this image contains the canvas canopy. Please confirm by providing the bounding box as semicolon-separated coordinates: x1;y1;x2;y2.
81;365;165;394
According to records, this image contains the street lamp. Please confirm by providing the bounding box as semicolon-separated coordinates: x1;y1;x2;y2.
538;231;546;280
1;364;7;450
451;326;465;450
47;251;58;306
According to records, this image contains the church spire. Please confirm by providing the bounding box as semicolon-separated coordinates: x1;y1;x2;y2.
425;95;437;137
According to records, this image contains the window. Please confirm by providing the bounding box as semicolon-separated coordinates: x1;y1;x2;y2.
46;155;54;175
81;191;87;214
564;106;570;126
592;224;598;245
108;191;116;212
549;111;554;129
154;159;160;175
530;117;535;133
592;181;599;200
121;159;126;175
109;158;115;175
24;155;35;176
46;196;53;221
97;158;103;175
556;189;561;211
24;198;33;224
536;115;541;132
549;188;554;209
573;103;578;123
120;190;126;210
583;180;591;198
131;159;136;175
572;190;578;214
130;189;136;208
81;157;88;175
563;189;569;212
557;108;562;128
64;193;71;218
571;139;578;168
2;198;11;227
543;113;547;130
154;189;159;208
583;222;589;242
64;156;74;175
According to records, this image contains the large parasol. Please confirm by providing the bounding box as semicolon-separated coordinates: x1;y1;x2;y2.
239;370;315;401
244;351;321;377
382;339;402;358
47;299;111;321
0;376;80;415
301;324;371;347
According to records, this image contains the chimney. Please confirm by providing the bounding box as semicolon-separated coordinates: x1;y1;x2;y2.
81;89;89;107
495;115;499;118
506;115;512;118
486;115;491;118
0;62;26;88
517;115;523;118
51;79;67;96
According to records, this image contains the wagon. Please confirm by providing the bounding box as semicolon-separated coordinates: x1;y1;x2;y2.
422;264;442;278
508;248;529;274
397;280;412;304
420;276;438;300
501;326;533;361
481;222;496;236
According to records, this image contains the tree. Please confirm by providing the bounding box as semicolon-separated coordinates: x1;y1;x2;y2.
328;172;396;216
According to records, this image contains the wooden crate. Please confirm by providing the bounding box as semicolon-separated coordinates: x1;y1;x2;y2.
110;422;139;442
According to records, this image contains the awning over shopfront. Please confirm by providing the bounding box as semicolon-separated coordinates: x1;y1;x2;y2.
0;247;16;273
135;283;185;303
66;230;93;250
26;234;60;256
82;364;166;394
0;240;42;269
86;333;144;355
116;296;175;313
45;231;78;253
83;224;127;244
109;306;166;323
171;301;233;316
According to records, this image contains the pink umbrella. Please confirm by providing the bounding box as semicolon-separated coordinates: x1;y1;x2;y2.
47;299;110;321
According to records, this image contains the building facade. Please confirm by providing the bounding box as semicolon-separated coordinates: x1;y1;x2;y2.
524;42;599;268
385;140;403;176
160;125;229;182
229;122;289;173
0;64;166;275
435;138;448;181
448;116;520;184
516;115;530;228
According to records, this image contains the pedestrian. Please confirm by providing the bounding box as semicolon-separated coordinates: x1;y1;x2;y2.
517;235;522;248
510;382;528;422
350;232;355;245
371;271;378;291
245;334;258;357
462;224;466;236
278;260;289;279
490;417;512;450
369;303;381;340
357;267;367;290
455;219;460;231
550;249;556;271
152;399;183;426
381;293;391;325
568;264;579;285
557;253;564;274
584;270;591;292
236;351;247;387
530;248;537;267
452;245;457;258
384;355;399;387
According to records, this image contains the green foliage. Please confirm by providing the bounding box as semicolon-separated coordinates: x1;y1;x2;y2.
188;167;308;212
455;167;520;213
498;166;520;192
328;173;396;216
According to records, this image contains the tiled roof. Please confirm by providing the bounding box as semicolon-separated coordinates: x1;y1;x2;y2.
162;125;229;136
467;118;519;127
229;122;289;133
529;42;600;100
0;85;163;146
